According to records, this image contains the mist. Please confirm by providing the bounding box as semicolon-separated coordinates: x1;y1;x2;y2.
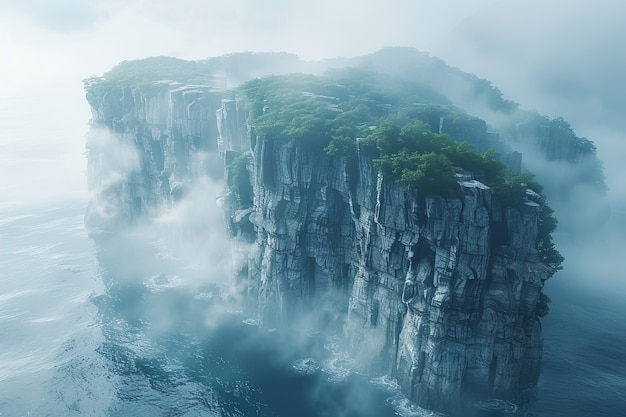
433;0;626;198
428;0;626;300
87;160;411;416
2;1;626;415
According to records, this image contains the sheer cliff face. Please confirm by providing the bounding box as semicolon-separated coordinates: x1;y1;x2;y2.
242;137;549;414
86;77;554;415
85;84;247;229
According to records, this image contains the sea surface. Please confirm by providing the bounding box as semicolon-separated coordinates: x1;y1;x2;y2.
1;199;625;417
1;96;625;417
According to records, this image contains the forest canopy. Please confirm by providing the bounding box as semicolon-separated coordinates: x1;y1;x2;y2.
237;71;563;272
239;72;530;199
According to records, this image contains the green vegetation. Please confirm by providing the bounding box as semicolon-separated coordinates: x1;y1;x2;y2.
238;72;563;272
227;152;253;203
97;56;213;86
361;119;563;272
350;47;519;114
83;56;217;106
548;116;597;153
363;120;499;196
514;112;599;157
536;202;564;270
237;72;536;199
81;49;576;309
470;77;519;113
535;293;552;318
81;49;569;281
237;68;455;150
238;74;341;146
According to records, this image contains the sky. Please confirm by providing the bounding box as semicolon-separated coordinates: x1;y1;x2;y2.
0;0;624;204
0;0;500;94
1;4;624;414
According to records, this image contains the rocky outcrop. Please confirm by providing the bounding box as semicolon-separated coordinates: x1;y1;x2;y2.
236;136;550;415
83;52;573;415
85;85;553;415
85;83;229;228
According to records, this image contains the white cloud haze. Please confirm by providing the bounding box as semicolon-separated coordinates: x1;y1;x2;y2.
2;0;625;305
1;4;625;416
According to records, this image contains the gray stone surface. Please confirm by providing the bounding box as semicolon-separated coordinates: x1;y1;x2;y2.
238;136;551;414
85;83;226;228
86;84;555;415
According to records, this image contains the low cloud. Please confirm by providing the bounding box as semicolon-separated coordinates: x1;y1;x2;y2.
0;0;107;32
85;128;140;222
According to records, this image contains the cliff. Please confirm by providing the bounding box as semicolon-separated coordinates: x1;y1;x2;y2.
226;136;550;415
84;80;250;228
83;50;588;415
84;51;605;231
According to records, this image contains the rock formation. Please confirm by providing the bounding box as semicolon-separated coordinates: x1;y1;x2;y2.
230;137;550;415
83;49;595;415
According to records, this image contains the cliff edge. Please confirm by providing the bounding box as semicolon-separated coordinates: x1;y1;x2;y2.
83;49;589;415
226;134;552;415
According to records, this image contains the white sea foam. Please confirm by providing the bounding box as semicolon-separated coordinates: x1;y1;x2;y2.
321;340;353;382
242;317;260;326
473;398;518;415
292;358;320;375
371;375;447;417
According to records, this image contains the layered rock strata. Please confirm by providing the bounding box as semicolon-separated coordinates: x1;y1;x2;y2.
86;80;554;415
236;137;550;415
85;83;247;228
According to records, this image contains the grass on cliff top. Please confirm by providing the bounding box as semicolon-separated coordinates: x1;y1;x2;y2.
83;52;304;97
237;71;515;197
83;56;218;105
238;72;564;273
92;56;214;86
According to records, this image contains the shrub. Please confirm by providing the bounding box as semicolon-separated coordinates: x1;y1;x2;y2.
535;293;552;318
227;152;253;203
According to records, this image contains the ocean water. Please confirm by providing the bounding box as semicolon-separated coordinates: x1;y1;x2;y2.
0;202;425;417
2;198;625;417
1;96;625;417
